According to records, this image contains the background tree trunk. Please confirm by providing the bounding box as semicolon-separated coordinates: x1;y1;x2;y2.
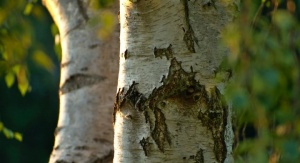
43;0;119;162
114;0;239;162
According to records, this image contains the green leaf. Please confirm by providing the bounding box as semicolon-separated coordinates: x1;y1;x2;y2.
0;122;3;131
17;67;30;96
24;3;33;15
14;132;23;142
12;65;21;74
3;128;14;139
18;82;29;96
5;72;15;88
32;50;54;72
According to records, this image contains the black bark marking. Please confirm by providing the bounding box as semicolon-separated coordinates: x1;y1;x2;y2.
154;44;173;60
113;82;146;123
113;88;124;124
198;87;227;162
195;148;204;163
54;146;60;150
89;43;99;49
123;81;146;111
124;49;128;59
76;0;89;21
140;137;151;156
60;74;106;94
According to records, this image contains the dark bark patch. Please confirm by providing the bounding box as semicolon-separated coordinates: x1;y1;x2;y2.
195;148;204;163
154;44;173;60
151;108;171;152
198;87;227;162
74;146;88;150
80;67;88;71
183;0;199;53
113;88;124;124
183;26;196;53
54;127;63;136
124;49;129;59
202;0;217;10
61;61;73;68
88;43;99;49
140;137;151;156
113;82;146;123
76;0;89;21
60;74;106;94
92;150;113;163
114;58;228;158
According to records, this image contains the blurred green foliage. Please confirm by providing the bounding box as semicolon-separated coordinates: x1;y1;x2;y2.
223;0;300;162
0;0;55;96
0;0;59;162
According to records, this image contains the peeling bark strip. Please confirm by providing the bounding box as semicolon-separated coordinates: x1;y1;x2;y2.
60;74;106;94
154;44;173;60
114;57;228;160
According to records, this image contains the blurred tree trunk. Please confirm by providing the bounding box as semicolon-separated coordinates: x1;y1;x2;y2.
43;0;119;162
114;0;238;162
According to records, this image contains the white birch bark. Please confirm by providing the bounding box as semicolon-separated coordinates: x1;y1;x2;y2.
114;0;239;162
43;0;119;162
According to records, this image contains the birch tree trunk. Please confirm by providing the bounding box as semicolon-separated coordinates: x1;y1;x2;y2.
43;0;119;162
114;0;239;162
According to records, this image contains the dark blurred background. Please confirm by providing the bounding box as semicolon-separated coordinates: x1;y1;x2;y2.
0;1;59;162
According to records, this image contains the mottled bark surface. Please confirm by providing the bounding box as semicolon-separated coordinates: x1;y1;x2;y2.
43;0;119;162
114;0;238;162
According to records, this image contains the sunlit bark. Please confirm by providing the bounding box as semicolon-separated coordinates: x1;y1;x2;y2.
114;0;239;162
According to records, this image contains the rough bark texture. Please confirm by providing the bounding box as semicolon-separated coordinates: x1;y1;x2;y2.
43;0;119;162
114;0;239;162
